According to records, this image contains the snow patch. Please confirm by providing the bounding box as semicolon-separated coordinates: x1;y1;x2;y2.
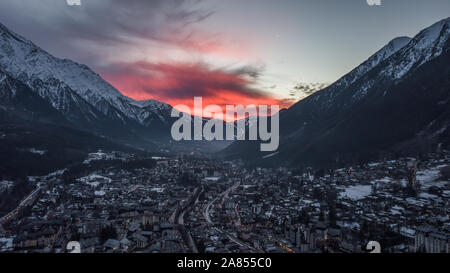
339;185;372;200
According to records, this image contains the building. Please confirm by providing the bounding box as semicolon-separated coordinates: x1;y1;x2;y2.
415;225;449;253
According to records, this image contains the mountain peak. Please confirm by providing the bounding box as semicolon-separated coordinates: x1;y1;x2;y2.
412;17;449;47
309;35;411;103
368;36;412;66
420;17;450;37
387;36;412;50
291;17;448;113
0;20;176;126
379;17;450;80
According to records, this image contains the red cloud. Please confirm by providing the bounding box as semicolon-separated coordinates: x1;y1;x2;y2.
101;61;294;118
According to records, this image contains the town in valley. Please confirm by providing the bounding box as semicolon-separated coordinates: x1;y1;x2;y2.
1;149;449;253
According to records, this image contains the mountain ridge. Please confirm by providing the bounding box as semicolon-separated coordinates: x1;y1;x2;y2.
0;21;173;129
223;17;450;168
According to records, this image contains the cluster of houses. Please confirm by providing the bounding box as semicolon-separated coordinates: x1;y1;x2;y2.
181;152;449;253
0;150;448;253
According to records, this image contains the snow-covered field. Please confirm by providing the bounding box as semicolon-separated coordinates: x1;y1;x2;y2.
77;174;112;187
94;190;106;196
417;165;449;189
150;187;165;193
0;237;13;252
339;185;372;200
373;177;393;184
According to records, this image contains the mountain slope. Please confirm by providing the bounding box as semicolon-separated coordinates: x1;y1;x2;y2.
0;22;173;145
302;36;412;109
0;68;69;125
0;68;144;178
0;21;235;153
0;22;171;122
224;17;450;168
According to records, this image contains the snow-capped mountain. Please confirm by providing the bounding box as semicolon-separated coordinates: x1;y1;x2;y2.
0;67;145;178
292;17;449;113
345;17;450;102
380;18;450;80
301;36;412;109
0;21;235;153
0;22;173;131
224;17;450;168
0;68;68;125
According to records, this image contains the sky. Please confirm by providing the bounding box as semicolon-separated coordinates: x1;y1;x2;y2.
0;0;449;110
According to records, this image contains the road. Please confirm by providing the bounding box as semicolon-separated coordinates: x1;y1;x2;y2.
0;187;40;226
203;182;262;253
175;186;203;253
204;182;239;224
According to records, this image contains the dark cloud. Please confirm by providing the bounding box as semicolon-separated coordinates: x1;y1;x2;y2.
230;64;266;80
0;0;213;62
61;0;214;44
289;82;329;98
0;0;289;110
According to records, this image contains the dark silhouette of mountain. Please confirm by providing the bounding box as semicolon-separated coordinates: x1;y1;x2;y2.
223;17;450;168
